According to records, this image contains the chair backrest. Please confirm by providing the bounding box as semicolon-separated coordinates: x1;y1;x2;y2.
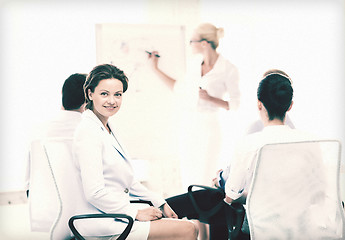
246;140;345;240
43;138;135;240
28;139;60;232
42;138;85;240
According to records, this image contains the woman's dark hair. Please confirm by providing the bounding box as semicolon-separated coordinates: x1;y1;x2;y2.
62;73;87;110
84;64;128;110
257;73;293;121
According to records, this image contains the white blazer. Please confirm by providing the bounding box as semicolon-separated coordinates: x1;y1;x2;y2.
72;109;165;235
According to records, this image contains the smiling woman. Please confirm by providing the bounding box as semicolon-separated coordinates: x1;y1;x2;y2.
71;64;198;239
84;65;127;131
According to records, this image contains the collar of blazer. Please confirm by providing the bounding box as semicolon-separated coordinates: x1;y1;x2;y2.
82;109;109;132
82;109;127;159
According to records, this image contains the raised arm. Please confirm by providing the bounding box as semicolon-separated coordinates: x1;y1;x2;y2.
148;51;176;90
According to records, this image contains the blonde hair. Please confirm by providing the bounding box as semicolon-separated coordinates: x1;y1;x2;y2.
194;23;224;50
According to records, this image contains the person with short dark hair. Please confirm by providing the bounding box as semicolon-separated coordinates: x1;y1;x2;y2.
224;71;318;235
26;72;86;183
225;72;295;203
25;73;87;231
39;73;87;138
167;70;319;239
215;69;296;188
62;73;87;111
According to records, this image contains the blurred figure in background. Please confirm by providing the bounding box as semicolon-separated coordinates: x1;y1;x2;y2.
149;23;241;239
148;22;240;190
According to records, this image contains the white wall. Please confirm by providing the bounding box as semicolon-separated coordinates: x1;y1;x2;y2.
201;0;345;152
0;0;149;191
202;0;344;131
1;0;344;192
0;0;201;192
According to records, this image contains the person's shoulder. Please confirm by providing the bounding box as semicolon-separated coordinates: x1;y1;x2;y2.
268;126;322;143
246;120;264;134
74;111;101;138
235;131;264;152
217;55;239;80
288;128;323;141
60;110;82;120
218;54;237;69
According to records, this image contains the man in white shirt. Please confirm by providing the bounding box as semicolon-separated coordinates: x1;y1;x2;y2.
25;73;86;194
25;73;86;232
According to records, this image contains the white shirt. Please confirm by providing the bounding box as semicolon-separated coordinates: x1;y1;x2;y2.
43;110;82;138
175;54;240;112
225;125;316;200
25;110;82;190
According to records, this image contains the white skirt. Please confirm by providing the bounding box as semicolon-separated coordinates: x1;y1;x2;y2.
126;220;150;240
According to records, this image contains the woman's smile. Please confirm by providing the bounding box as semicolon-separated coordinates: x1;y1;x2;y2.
104;105;117;109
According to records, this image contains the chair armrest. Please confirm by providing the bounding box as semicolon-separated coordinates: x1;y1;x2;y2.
187;185;224;223
68;214;134;240
130;199;153;206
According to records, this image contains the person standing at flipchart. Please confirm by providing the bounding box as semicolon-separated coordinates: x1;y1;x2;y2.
148;23;241;191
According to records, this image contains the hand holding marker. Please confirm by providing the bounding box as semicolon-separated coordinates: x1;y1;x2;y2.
146;51;160;58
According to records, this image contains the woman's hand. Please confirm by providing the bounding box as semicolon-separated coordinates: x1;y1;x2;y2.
160;203;178;219
225;195;234;204
199;88;212;101
147;50;160;71
211;169;223;188
199;88;230;110
136;206;163;221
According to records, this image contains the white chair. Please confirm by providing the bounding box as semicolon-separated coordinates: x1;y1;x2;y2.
246;140;345;240
28;139;59;232
32;138;133;240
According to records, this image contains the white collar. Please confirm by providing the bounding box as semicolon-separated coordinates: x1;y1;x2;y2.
82;109;109;131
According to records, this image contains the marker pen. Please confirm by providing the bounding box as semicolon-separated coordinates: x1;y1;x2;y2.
145;51;160;58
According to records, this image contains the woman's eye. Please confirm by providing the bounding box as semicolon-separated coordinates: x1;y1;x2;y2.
101;92;108;96
115;93;122;97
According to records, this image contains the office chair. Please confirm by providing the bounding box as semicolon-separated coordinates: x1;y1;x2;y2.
28;140;60;232
246;140;345;240
38;138;134;240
